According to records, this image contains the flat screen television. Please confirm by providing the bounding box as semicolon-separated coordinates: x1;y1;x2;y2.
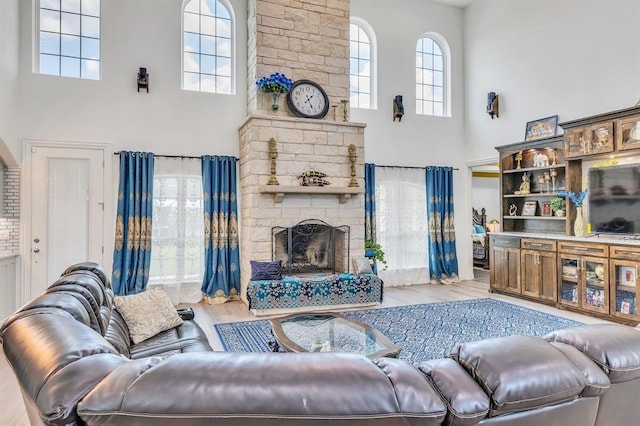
588;164;640;235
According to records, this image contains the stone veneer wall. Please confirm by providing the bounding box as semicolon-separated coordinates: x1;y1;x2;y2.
238;115;365;302
247;0;350;114
0;168;20;253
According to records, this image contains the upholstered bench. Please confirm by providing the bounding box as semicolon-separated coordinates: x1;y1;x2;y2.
246;273;383;316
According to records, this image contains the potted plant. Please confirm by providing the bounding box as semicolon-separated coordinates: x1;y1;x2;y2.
255;72;293;111
364;239;388;270
550;196;566;217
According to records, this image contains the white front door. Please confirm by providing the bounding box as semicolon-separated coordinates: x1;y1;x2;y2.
28;145;105;297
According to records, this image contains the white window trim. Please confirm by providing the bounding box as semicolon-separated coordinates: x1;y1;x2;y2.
32;0;102;79
416;31;451;118
350;17;377;110
181;0;237;95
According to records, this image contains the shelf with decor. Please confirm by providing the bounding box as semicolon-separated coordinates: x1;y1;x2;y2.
497;135;571;234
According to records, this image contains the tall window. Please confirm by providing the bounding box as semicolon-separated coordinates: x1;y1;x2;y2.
38;0;101;79
375;167;429;286
149;158;204;304
416;34;448;117
183;0;234;94
349;18;376;109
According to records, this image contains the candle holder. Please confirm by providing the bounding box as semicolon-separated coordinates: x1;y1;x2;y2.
544;171;551;193
550;169;557;192
341;99;349;122
267;138;279;185
348;144;359;187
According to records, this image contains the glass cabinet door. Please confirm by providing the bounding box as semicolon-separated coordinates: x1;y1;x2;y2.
559;256;579;306
582;257;608;314
611;260;638;319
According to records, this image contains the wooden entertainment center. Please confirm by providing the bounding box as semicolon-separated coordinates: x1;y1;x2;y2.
491;105;640;325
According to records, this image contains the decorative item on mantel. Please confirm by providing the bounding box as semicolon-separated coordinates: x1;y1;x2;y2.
348;144;359;187
267;138;279;186
341;99;349;122
558;189;588;236
256;72;293;112
298;170;331;186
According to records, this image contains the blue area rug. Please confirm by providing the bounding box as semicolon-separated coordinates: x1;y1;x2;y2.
214;298;583;365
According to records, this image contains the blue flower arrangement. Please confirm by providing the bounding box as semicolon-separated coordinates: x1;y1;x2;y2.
557;189;588;207
256;72;293;94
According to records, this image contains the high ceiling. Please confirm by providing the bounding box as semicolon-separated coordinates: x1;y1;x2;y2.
431;0;476;7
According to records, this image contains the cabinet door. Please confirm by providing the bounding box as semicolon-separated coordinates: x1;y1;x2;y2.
610;259;638;320
521;250;539;298
491;247;521;294
559;254;580;307
582;256;608;314
538;251;557;302
565;128;590;159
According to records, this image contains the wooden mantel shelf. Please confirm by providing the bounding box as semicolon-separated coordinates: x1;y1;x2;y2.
259;185;365;203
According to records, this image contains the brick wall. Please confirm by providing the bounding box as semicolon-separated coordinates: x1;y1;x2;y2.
0;167;20;253
248;0;350;114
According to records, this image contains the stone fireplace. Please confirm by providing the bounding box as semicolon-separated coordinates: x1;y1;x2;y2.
239;0;365;305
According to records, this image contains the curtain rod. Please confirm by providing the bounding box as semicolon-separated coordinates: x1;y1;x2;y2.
113;152;238;161
375;164;459;171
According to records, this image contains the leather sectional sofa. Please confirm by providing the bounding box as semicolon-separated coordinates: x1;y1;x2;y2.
2;262;640;425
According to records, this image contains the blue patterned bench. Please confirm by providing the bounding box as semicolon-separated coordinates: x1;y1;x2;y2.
246;273;383;314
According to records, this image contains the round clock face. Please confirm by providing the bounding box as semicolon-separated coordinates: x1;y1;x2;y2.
286;80;330;119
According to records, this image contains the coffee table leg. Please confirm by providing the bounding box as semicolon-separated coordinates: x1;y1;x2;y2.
268;329;281;352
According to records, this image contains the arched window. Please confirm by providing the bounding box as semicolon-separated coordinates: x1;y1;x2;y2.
416;33;449;117
349;18;376;109
38;0;101;79
183;0;234;94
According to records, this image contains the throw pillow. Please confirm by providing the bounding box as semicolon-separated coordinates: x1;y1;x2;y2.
352;257;374;274
474;224;485;234
113;288;183;344
250;260;282;280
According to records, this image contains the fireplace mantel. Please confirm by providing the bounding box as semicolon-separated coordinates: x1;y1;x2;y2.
259;185;365;203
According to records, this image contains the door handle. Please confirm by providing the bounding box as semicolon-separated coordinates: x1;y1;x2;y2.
34;238;40;243
33;248;40;253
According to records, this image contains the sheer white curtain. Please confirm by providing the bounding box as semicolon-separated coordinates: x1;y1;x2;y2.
375;167;429;286
148;157;204;304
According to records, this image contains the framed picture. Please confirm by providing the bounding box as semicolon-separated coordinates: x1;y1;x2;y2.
541;202;552;217
525;115;559;141
521;201;538;216
619;266;637;287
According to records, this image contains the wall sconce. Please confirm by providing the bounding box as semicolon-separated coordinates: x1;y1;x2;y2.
487;219;500;233
137;67;149;93
393;95;404;121
486;92;499;119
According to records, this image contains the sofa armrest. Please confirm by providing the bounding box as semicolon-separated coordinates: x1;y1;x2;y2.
419;358;490;425
78;352;447;426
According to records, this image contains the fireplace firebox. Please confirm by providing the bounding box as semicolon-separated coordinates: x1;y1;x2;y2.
272;219;350;275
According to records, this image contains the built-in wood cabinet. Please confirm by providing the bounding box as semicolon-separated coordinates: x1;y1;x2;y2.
557;241;609;315
520;239;557;302
489;235;520;294
609;245;640;321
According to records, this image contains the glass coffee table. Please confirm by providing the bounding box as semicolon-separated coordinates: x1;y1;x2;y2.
269;312;400;359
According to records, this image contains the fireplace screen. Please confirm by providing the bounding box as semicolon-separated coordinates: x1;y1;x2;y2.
272;219;350;275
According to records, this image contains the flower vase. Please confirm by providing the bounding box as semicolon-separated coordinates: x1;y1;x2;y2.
574;206;586;237
271;93;281;111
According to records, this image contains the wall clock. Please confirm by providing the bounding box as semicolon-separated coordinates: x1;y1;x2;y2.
286;80;330;119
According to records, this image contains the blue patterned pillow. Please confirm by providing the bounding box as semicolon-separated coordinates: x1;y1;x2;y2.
250;260;283;281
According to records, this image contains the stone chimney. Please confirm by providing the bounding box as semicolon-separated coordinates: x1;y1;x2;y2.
239;0;365;305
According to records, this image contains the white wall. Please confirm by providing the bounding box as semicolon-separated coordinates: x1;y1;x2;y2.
0;0;20;163
17;0;248;160
465;0;640;161
472;175;499;224
350;0;473;279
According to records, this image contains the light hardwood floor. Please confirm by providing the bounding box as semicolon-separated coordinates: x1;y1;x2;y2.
0;272;610;426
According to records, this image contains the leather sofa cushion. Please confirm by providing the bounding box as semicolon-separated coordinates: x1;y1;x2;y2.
63;262;111;289
78;353;447;425
419;358;490;425
546;324;640;383
129;321;213;358
450;335;587;417
549;342;610;396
